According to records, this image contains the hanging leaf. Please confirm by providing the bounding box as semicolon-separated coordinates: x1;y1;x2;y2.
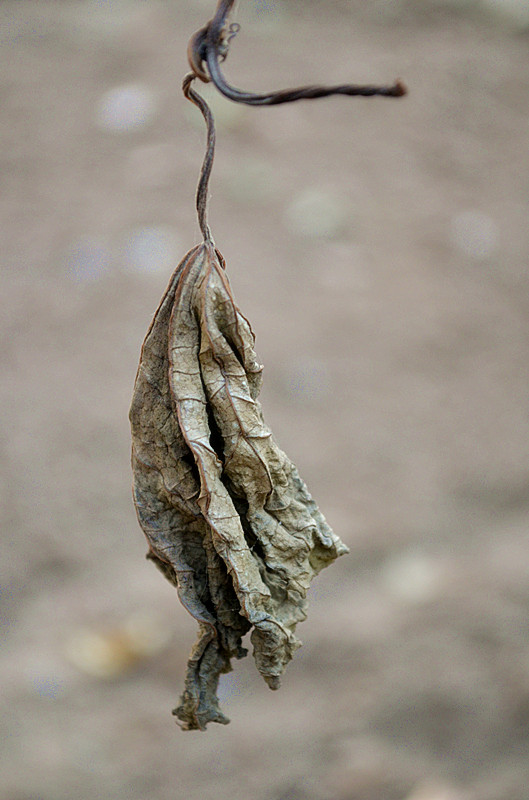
130;240;348;729
129;0;405;730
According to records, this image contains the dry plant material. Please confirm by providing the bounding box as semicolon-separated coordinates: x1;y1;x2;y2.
130;0;405;730
130;238;348;730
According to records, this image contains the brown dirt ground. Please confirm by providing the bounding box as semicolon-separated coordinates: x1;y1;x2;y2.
1;2;529;799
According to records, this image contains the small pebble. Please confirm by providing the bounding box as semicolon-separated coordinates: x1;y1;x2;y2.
285;189;348;239
285;356;331;406
381;552;441;603
405;781;469;800
30;674;63;699
96;84;157;133
122;226;180;275
66;236;111;282
64;612;171;679
223;157;278;204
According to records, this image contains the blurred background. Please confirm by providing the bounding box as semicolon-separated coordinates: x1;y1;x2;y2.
1;1;529;798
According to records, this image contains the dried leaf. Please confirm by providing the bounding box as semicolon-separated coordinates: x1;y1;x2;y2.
128;0;406;730
130;240;348;730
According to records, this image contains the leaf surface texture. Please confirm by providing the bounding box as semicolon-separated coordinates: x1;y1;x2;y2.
130;242;348;730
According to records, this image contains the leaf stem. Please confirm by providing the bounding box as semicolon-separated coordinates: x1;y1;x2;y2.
183;73;216;244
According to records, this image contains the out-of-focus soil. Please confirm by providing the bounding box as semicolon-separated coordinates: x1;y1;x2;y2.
1;2;529;799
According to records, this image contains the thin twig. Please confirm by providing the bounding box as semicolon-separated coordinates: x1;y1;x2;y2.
188;0;407;105
184;0;406;240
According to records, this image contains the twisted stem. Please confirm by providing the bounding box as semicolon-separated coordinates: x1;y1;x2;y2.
189;0;406;105
183;74;216;243
184;0;406;239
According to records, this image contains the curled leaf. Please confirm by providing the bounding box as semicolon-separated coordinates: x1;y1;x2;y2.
127;2;406;729
130;241;348;729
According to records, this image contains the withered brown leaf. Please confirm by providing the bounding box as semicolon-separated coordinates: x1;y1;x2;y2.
129;6;406;725
130;240;348;730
